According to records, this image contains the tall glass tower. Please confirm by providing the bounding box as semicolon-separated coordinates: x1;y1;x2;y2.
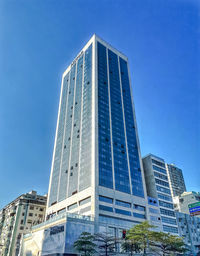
47;35;148;226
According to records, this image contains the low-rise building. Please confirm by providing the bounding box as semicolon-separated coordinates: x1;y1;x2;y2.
0;191;47;256
176;211;200;255
20;212;95;256
174;191;200;217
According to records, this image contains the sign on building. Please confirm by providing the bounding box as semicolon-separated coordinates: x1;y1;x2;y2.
188;202;200;216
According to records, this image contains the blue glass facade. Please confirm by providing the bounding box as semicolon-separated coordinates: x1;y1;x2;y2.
108;49;130;194
48;73;70;206
98;43;113;189
48;44;92;207
79;45;92;191
97;42;144;197
67;56;83;197
119;58;144;197
58;64;76;202
48;37;146;216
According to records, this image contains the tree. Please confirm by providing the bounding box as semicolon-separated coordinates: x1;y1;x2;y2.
94;233;117;256
151;231;187;256
121;238;141;256
126;221;156;255
73;232;96;256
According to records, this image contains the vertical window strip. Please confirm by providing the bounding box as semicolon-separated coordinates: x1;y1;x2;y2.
97;42;113;189
58;64;76;202
79;44;93;191
48;74;69;206
108;49;130;194
119;57;144;198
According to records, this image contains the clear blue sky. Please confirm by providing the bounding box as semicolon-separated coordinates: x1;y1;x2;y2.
0;0;199;208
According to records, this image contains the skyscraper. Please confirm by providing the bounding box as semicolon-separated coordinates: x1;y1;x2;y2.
166;163;186;197
46;35;148;227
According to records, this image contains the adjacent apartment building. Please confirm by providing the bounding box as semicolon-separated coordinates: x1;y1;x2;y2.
176;211;200;255
0;191;47;256
142;154;178;234
166;163;186;197
174;191;200;217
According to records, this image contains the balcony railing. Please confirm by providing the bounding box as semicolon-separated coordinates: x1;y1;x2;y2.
24;212;94;237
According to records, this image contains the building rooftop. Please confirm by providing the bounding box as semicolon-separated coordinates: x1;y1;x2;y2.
143;153;165;162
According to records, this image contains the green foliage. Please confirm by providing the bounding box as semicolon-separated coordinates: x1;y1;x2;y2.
121;238;141;255
94;233;117;256
151;231;187;255
124;221;187;256
126;220;156;255
73;222;187;256
73;232;96;256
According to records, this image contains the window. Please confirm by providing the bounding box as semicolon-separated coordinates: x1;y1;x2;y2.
161;216;177;225
57;208;66;215
156;185;171;194
116;200;131;208
20;220;23;224
99;205;113;212
134;204;145;211
30;206;34;210
68;203;78;211
20;226;24;230
163;225;178;233
152;165;167;174
149;208;159;214
160;208;175;217
157;193;172;202
115;208;131;216
159;200;173;209
39;214;43;218
39;208;43;212
133;212;146;219
152;159;165;168
29;213;33;217
154;172;168;181
155;179;169;187
79;197;91;206
99;195;113;204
